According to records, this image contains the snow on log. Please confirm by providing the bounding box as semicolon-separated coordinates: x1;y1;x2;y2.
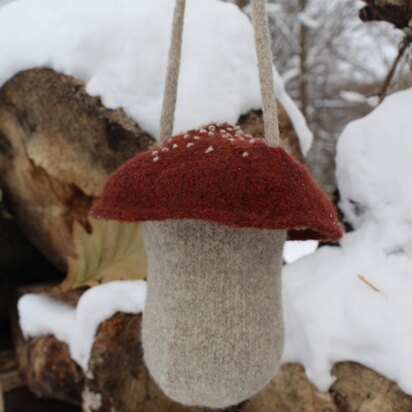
0;0;313;155
13;284;412;412
0;68;303;273
282;88;412;397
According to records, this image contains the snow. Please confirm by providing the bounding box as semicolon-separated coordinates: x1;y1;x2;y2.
298;12;320;30
339;90;379;107
0;0;312;154
283;240;319;264
0;0;14;7
337;89;412;230
283;89;412;395
18;294;75;344
19;281;147;370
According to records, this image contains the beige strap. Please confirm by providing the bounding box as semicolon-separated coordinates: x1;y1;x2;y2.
251;0;280;147
159;0;186;143
159;0;280;147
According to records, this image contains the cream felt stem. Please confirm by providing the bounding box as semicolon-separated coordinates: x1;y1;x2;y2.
159;0;186;143
159;0;280;147
142;220;286;408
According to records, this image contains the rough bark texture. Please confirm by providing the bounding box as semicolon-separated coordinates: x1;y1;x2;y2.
11;288;412;412
359;0;412;28
0;69;302;274
11;286;84;405
238;109;304;163
0;382;3;412
0;68;154;271
0;350;24;393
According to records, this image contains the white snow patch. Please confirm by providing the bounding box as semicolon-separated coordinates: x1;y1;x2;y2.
0;0;312;154
337;89;412;230
283;240;318;264
283;89;412;395
18;294;76;344
298;12;320;30
18;281;147;370
339;90;379;107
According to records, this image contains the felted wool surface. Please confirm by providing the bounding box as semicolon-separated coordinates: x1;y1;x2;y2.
141;219;286;408
91;124;342;242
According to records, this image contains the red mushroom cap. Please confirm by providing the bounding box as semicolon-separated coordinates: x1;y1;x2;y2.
91;123;342;241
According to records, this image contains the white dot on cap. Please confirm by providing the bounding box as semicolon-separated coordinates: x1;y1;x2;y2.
193;135;200;140
161;147;169;152
172;144;178;149
184;134;190;139
242;152;249;158
205;146;214;154
187;142;194;148
152;151;159;156
153;156;160;162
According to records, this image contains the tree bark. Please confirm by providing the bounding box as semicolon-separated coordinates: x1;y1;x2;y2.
0;383;3;412
359;0;412;28
0;69;154;271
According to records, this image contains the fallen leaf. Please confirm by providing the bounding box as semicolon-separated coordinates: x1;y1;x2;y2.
59;217;147;291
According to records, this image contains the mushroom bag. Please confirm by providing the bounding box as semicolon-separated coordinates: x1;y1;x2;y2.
142;219;286;408
91;124;342;408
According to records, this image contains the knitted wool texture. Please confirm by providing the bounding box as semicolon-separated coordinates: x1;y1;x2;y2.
142;219;286;408
90;123;342;408
92;124;342;241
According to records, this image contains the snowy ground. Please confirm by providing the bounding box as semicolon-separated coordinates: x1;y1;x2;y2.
0;0;312;154
283;89;412;394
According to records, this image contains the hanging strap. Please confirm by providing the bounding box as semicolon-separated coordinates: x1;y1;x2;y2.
250;0;280;147
159;0;280;148
159;0;186;143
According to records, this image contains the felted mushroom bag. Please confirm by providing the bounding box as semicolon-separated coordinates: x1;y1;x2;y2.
91;0;342;408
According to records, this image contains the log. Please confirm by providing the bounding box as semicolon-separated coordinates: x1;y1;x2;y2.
11;286;84;405
0;68;154;271
0;382;3;412
359;0;412;28
0;69;302;274
0;350;25;393
11;288;412;412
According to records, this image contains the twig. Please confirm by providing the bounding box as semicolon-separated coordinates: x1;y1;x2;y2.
357;274;381;293
0;381;4;412
379;33;412;103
